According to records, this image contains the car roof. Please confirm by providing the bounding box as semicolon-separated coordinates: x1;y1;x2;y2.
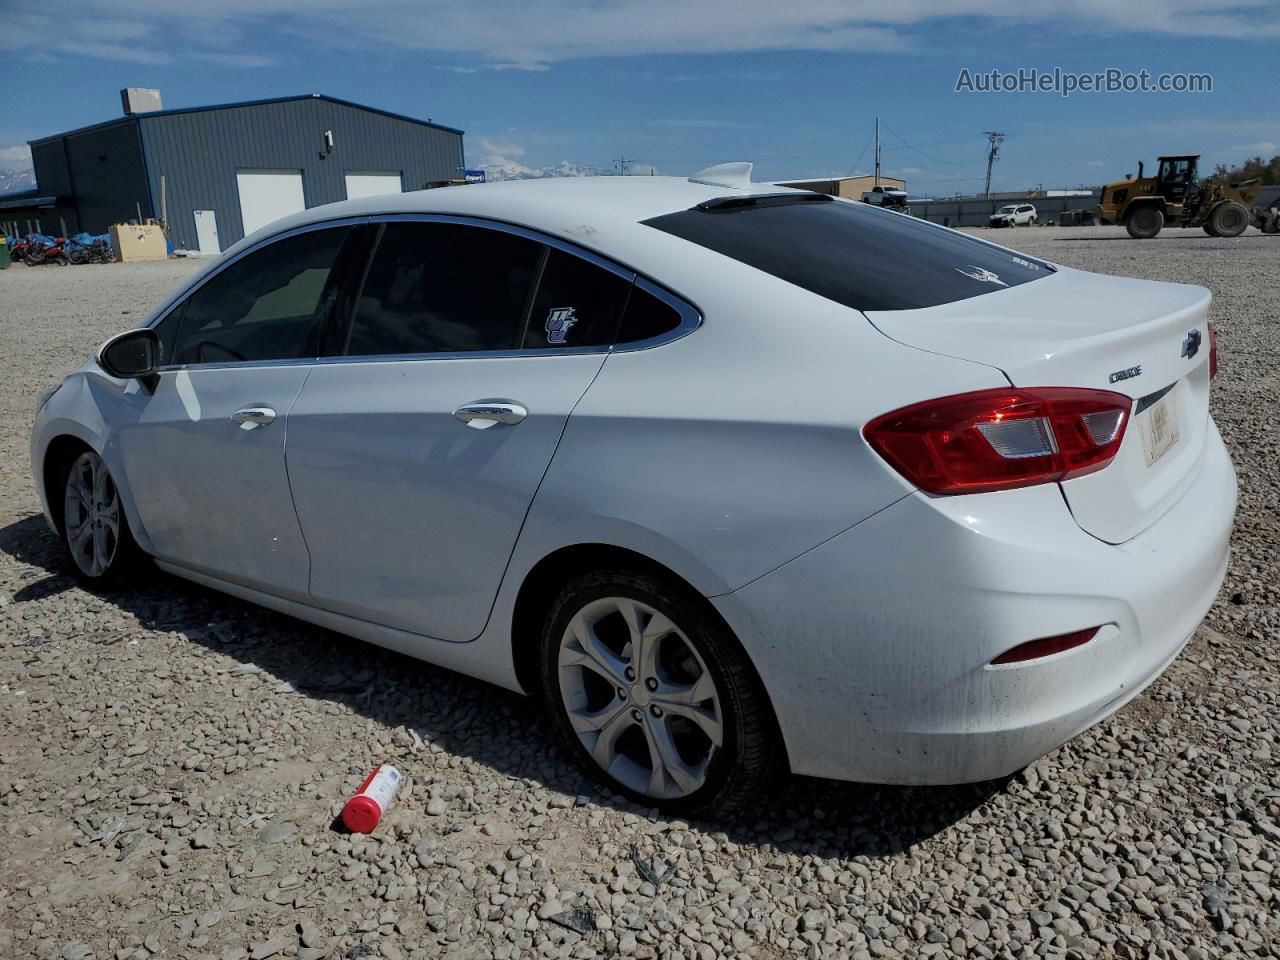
230;175;810;274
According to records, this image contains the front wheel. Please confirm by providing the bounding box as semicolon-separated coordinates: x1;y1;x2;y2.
1209;202;1249;238
538;569;777;816
60;449;141;586
1125;206;1164;239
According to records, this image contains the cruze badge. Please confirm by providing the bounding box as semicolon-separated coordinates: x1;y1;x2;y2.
955;266;1008;286
1109;365;1142;383
545;306;578;344
1181;329;1201;359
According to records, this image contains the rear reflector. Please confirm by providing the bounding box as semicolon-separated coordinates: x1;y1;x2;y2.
863;387;1132;494
990;627;1100;665
1208;322;1218;379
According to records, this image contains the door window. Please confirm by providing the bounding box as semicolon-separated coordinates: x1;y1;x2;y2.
171;227;348;365
521;248;631;350
344;222;542;356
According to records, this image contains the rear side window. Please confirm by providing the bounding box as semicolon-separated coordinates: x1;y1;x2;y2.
172;226;348;365
521;248;630;350
616;283;684;345
644;196;1053;312
345;222;541;355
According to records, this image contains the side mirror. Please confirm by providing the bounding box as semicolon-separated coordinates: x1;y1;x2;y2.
98;328;159;386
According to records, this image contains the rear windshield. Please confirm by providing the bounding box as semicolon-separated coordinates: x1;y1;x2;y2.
643;196;1054;312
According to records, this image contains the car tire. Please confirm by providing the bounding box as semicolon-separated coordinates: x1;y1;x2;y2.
1125;206;1164;239
58;448;142;588
1208;202;1249;239
538;567;777;817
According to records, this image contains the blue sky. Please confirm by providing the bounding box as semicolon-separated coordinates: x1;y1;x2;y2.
2;2;1276;195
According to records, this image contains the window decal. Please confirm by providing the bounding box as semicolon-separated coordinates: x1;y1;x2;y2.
544;306;579;344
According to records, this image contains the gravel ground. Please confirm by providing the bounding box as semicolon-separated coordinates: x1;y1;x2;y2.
1;227;1277;960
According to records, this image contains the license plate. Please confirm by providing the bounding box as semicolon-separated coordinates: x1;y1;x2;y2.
1140;392;1179;466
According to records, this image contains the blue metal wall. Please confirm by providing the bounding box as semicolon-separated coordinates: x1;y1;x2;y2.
27;119;152;236
139;97;464;251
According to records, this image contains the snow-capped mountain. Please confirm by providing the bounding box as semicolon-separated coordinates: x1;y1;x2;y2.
0;168;37;195
479;158;616;182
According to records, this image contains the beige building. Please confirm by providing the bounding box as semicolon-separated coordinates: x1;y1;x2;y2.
776;174;906;199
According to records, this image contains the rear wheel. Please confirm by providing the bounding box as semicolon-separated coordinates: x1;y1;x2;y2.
538;568;776;816
1125;206;1164;239
1209;202;1249;238
60;449;141;586
1203;222;1219;236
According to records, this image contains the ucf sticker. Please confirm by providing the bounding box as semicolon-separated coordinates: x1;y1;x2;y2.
545;306;578;344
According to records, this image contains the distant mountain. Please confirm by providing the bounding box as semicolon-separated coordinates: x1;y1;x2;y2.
0;168;37;195
479;158;616;182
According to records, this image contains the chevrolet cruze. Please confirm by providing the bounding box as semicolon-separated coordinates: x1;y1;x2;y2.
31;164;1236;814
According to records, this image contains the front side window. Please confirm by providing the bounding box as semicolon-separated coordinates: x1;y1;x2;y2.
344;222;542;356
171;227;348;365
645;195;1053;312
521;248;630;350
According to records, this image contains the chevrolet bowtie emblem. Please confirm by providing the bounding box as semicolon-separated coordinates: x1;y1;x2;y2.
1181;329;1202;359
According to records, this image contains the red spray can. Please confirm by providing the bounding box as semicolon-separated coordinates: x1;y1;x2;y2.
342;765;403;834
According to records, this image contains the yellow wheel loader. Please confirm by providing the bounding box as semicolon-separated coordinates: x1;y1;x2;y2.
1096;154;1265;239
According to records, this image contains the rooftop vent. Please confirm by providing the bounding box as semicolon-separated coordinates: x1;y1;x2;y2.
121;88;163;116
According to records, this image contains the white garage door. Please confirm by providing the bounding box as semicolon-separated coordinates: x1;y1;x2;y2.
236;170;306;237
345;172;403;200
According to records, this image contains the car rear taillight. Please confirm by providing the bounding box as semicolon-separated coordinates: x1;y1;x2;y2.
863;387;1132;494
990;627;1099;665
1208;322;1218;379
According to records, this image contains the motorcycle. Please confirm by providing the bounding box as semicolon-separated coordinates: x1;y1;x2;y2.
66;232;114;264
23;233;69;266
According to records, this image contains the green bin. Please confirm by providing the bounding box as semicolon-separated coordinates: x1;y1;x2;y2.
0;236;11;269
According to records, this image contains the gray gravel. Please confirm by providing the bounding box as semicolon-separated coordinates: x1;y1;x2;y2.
1;228;1278;960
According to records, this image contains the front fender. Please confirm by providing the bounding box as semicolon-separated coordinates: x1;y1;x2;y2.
31;372;153;554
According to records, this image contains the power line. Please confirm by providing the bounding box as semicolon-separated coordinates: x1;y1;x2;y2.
878;120;974;170
849;131;875;178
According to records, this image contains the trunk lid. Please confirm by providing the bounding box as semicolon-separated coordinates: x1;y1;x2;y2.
865;265;1213;543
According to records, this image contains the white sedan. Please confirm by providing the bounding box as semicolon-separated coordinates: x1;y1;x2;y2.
31;163;1235;815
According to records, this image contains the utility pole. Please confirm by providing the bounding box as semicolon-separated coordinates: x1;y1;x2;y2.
616;155;636;176
982;131;1006;199
874;116;881;188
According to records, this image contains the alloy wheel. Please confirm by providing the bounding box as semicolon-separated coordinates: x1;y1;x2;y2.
63;451;120;578
557;596;723;800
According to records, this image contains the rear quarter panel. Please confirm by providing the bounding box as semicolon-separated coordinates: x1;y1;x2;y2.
506;246;1012;600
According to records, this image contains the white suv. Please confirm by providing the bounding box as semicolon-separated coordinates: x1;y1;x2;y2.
990;203;1037;227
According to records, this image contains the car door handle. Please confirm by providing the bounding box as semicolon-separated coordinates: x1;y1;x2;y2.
231;405;276;429
453;400;527;430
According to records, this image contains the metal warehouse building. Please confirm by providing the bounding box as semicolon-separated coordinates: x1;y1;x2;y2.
2;89;464;253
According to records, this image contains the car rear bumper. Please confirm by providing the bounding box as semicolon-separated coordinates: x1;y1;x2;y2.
713;419;1235;784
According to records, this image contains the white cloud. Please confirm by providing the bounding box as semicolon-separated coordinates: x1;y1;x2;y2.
2;1;1275;68
1227;141;1278;156
191;51;278;68
0;145;34;171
